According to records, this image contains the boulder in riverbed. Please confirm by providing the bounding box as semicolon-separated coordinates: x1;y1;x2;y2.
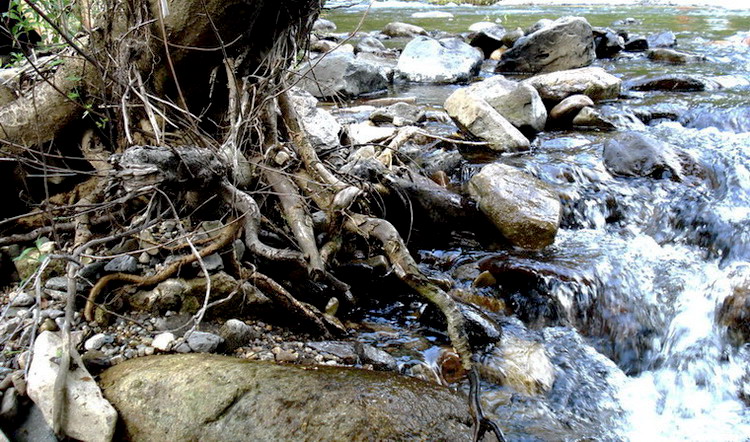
603;131;692;180
296;51;389;99
465;75;547;135
549;94;594;123
382;21;427;38
395;37;482;84
444;88;530;153
469;163;561;249
100;353;478;441
496;16;595;74
523;67;622;103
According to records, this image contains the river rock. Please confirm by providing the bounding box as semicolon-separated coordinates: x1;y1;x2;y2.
647;30;676;48
310;38;339;53
496;16;595;74
9;292;33;307
465;75;547;135
152;332;176;351
593;28;625;59
26;331;117;442
382;22;427;38
549;94;594;122
647;48;704;64
718;283;750;344
0;387;18;423
296;51;388;99
479;336;555;395
174;331;224;353
103;255;138;273
572;107;616;131
100;354;478;441
625;74;716;92
469;163;561;249
523;67;622;103
355;35;387;54
444;88;530;153
369;102;425;126
346;121;398;145
84;332;112;351
624;36;648;52
219;319;258;352
395;37;482;84
603;131;684;180
312;18;336;34
527;18;553;34
469;21;498;32
501;28;525;48
468;25;506;59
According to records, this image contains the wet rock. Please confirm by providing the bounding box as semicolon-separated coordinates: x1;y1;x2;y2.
307;341;358;364
469;163;561;249
443;88;530;153
523;67;622;103
355;35;387;54
623;36;648;52
369;102;425;126
647;30;676;48
680;106;750;133
219;319;257;352
625;74;716;92
395;37;482;84
468;24;506;59
479;336;555;395
27;331;117;442
549;94;594;123
647;48;704;64
100;354;476;441
312;18;336;34
496;16;595;74
465;75;547;135
103;255;138;273
718;283;750;344
382;22;427;38
152;332;176;351
289;87;342;148
572;107;616;131
709;75;750;89
355;343;398;371
593;28;625;59
296;51;388;99
603;131;685;180
174;331;223;353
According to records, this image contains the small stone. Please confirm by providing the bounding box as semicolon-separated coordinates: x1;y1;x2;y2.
0;387;19;423
307;341;358;364
11;370;27;396
110;355;125;365
325;298;339;316
81;350;111;373
42;309;64;319
152;332;176;352
138;252;151;264
104;255;139;273
9;292;34;307
356;344;397;371
193;253;223;273
84;333;111;351
472;271;497;288
219;319;255;352
274;349;299;363
144;346;155;356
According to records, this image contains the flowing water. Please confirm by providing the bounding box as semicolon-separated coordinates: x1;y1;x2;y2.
326;2;750;440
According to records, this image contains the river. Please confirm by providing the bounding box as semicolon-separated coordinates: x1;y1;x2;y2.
321;2;750;441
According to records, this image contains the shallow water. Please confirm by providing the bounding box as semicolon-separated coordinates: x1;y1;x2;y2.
326;2;750;440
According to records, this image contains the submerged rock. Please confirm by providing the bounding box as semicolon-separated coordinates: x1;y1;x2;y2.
647;48;704;64
646;30;676;48
100;354;477;441
444;88;530;153
395;37;482;84
603;131;699;181
625;74;716;92
496;16;595;74
523;67;622;103
469;163;561;249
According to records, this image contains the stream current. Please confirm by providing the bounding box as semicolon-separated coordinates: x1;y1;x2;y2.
325;2;750;440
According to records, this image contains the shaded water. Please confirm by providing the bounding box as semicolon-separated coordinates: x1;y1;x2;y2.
326;2;750;440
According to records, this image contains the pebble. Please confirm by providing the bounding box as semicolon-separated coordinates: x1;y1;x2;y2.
9;293;34;308
104;255;139;273
10;371;26;396
152;332;176;351
39;318;58;332
84;333;111;351
138;252;151;264
182;331;224;353
110;355;125;365
42;309;64;319
274;349;299;363
0;387;18;422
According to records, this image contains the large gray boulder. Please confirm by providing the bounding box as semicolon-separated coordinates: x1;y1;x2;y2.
496;16;595;74
522;67;622;103
465;75;547;134
444;88;530;153
396;37;482;84
100;354;477;441
469;163;561;249
296;51;389;99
